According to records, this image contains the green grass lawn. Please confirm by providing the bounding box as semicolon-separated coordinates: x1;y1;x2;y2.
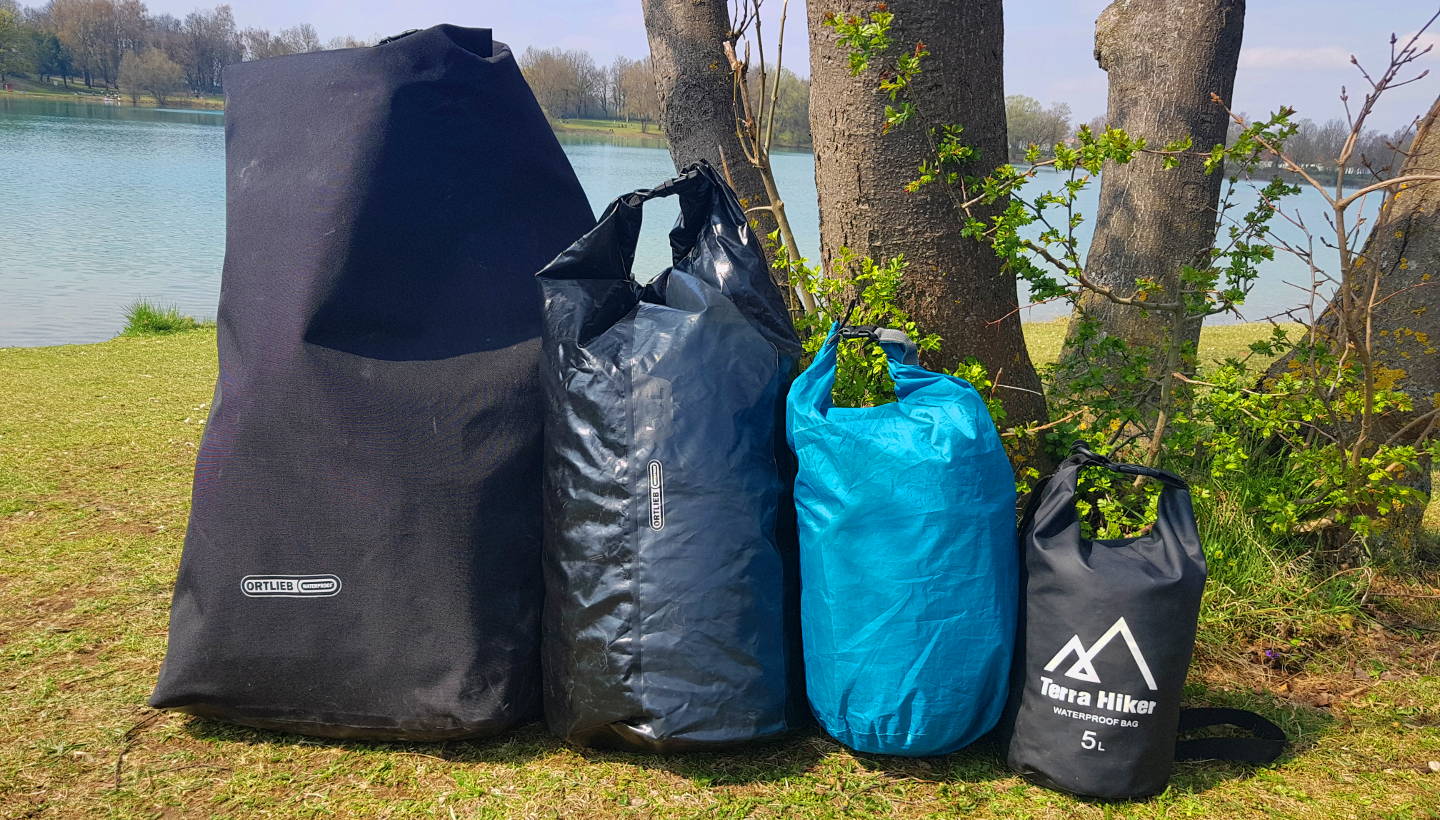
1021;317;1301;369
2;76;225;110
1;326;1437;818
552;117;668;141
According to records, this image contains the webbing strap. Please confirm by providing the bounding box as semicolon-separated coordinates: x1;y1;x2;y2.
1175;707;1289;764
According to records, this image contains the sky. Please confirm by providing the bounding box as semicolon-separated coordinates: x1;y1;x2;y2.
135;0;1439;133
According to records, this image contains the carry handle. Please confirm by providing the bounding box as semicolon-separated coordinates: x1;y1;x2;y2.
542;162;722;284
799;323;919;413
619;161;727;268
837;324;920;366
1175;707;1288;765
1068;441;1188;489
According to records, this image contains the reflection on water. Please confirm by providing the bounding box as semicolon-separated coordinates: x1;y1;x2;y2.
0;94;1351;347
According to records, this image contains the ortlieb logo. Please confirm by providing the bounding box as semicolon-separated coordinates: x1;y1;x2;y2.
241;574;342;598
648;460;665;531
1044;616;1158;690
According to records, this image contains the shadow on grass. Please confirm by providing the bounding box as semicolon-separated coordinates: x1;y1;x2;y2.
181;718;829;786
847;683;1337;800
850;735;1013;786
180;682;1334;793
569;731;830;786
1162;684;1334;798
183;718;560;765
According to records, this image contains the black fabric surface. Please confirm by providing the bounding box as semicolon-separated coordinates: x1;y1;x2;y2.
1175;707;1288;764
149;24;596;739
537;162;803;751
1005;445;1208;799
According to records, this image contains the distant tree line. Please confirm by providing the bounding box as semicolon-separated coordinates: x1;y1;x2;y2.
519;46;813;148
1004;92;1411;181
0;0;365;97
1268;116;1413;180
2;1;1412;169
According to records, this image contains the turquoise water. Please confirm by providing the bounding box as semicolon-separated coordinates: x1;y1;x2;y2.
0;95;1351;347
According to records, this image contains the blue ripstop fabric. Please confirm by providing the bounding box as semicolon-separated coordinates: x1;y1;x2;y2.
786;325;1019;756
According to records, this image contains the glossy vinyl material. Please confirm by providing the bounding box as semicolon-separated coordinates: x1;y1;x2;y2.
537;162;803;751
786;326;1019;756
148;25;596;739
1005;447;1207;799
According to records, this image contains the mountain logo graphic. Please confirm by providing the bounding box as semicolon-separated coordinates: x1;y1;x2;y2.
1043;616;1158;690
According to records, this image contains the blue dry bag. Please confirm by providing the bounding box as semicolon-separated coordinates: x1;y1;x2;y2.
786;324;1019;756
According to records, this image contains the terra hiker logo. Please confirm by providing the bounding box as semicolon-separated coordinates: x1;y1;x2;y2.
1044;616;1158;690
241;574;342;598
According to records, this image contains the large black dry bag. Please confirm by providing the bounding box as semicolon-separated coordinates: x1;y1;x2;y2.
149;25;596;739
1006;444;1285;798
537;161;803;751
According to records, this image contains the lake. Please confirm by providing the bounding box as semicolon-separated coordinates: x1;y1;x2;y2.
0;95;1354;347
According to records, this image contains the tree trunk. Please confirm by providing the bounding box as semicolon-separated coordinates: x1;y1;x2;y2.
640;0;774;236
805;0;1048;434
1269;97;1440;548
1061;0;1245;379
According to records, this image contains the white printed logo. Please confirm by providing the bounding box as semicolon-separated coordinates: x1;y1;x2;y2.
241;574;342;598
648;460;665;531
1044;616;1158;690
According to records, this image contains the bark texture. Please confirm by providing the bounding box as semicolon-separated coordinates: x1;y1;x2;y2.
1061;0;1245;372
1269;97;1440;544
806;0;1047;431
1351;102;1440;444
640;0;772;225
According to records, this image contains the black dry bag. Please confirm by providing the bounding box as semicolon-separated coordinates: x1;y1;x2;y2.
1006;444;1286;799
537;161;803;751
149;25;596;739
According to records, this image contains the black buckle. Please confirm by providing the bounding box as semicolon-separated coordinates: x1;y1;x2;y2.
376;29;421;45
838;325;879;341
1069;441;1110;464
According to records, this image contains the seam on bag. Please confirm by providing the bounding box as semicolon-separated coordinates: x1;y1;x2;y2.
625;317;644;730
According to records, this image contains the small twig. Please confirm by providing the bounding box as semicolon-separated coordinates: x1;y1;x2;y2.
114;712;163;790
1003;409;1084;438
986;293;1069;325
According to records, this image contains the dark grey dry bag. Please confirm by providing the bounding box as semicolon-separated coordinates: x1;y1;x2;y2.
149;25;596;739
537;161;803;751
1005;444;1286;799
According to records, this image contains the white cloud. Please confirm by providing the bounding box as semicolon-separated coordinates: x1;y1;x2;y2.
1239;46;1353;70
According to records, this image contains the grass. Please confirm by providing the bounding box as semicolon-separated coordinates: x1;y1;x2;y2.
2;75;225;110
1020;317;1296;370
119;302;205;337
550;117;669;142
1;324;1438;818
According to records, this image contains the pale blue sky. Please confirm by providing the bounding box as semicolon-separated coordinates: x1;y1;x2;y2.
139;0;1438;132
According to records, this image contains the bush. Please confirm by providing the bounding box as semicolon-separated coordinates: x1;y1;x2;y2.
120;301;201;336
1193;469;1369;665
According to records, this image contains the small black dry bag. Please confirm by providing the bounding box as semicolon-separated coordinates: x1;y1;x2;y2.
537;161;803;751
149;25;596;739
1006;444;1286;799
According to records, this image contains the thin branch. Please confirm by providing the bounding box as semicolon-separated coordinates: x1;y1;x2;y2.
1335;173;1440;209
